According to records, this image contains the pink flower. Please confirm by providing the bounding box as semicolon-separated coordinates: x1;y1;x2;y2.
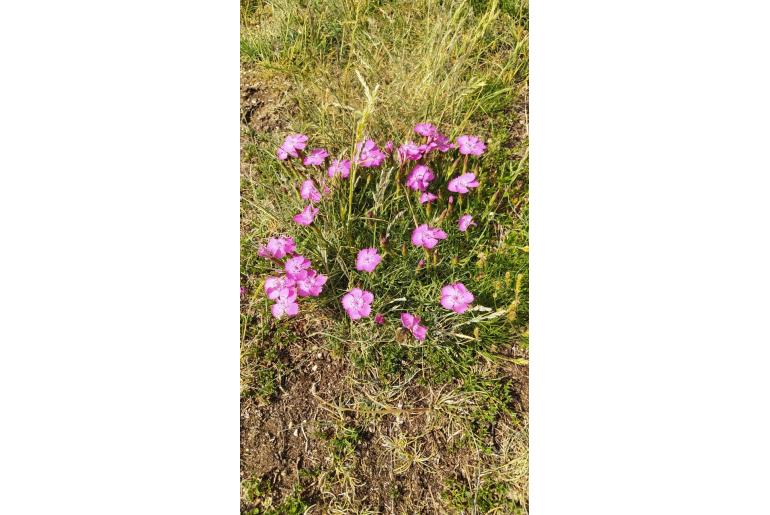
405;165;435;192
440;282;474;313
411;224;448;250
258;235;296;259
458;214;476;232
432;132;455;152
240;286;246;298
296;270;327;297
400;312;427;341
341;288;374;320
293;204;319;226
384;141;394;154
355;247;382;273
417;259;425;269
303;148;329;166
448;195;454;205
420;192;438;204
271;287;299;318
447;173;480;194
374;313;385;325
277;133;308;160
419;132;454;154
300;179;322;203
455;135;486;156
397;141;423;162
414;123;438;138
265;275;296;300
327;159;351;178
285;255;311;280
355;139;387;168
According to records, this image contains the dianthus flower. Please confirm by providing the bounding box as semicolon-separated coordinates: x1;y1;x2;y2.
276;133;308;160
327;159;351;178
447;173;480;194
296;270;327;297
400;312;427;341
293;204;318;226
258;235;296;260
455;135;486;156
397;141;423;162
420;132;454;154
355;139;386;168
303;148;328;166
300;179;322;203
411;224;447;249
271;287;299;318
419;192;438;204
341;288;374;320
284;255;312;280
458;214;476;232
264;275;296;300
440;282;474;313
414;123;438;138
405;165;435;192
355;247;382;273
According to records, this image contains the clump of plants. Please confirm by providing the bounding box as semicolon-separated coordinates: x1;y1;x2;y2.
254;120;510;344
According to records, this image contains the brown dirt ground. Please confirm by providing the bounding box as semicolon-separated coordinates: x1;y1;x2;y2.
239;315;528;513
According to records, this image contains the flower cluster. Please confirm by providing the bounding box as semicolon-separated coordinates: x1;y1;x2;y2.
261;123;487;339
259;236;327;318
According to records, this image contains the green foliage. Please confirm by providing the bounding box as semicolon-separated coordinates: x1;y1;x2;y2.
329;425;363;462
463;375;517;445
240;319;297;401
241;480;309;515
444;477;527;513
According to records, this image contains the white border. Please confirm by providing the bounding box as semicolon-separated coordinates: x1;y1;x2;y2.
0;1;240;513
531;0;770;513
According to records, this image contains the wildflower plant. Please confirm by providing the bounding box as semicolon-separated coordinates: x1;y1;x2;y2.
249;112;527;363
